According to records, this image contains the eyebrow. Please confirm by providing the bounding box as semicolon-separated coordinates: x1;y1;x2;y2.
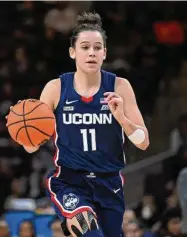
80;41;102;45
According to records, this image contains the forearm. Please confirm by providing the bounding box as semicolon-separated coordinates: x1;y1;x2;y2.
119;115;149;150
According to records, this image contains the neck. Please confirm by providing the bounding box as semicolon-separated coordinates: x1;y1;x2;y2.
74;69;101;97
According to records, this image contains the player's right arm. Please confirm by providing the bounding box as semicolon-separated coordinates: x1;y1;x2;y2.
23;79;61;153
40;78;61;111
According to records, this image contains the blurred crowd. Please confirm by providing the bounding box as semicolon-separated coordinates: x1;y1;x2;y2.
120;113;187;236
1;1;187;237
0;217;68;237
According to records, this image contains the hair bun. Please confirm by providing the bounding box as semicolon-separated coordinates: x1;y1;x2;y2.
77;12;102;27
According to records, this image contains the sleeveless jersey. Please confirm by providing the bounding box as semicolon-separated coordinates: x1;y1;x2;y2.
54;70;125;173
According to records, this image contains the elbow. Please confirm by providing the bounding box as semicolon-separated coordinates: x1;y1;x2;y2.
139;138;150;150
140;142;149;150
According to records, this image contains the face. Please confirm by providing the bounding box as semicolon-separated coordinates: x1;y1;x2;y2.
51;221;66;237
124;223;141;237
11;179;22;195
70;31;106;74
19;222;34;237
167;218;181;235
3;82;12;95
0;225;10;237
122;210;136;232
166;195;178;209
15;47;26;61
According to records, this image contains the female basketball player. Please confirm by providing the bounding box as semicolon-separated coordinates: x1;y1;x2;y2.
7;12;149;237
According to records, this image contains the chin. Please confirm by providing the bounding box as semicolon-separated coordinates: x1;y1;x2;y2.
84;67;101;75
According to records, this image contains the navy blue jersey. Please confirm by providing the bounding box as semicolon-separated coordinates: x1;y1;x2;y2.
54;70;125;173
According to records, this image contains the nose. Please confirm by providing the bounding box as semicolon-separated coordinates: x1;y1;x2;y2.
88;47;95;57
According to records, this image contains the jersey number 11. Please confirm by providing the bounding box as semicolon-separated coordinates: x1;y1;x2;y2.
80;129;96;151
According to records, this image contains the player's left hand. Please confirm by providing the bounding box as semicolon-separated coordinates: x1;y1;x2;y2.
104;92;125;125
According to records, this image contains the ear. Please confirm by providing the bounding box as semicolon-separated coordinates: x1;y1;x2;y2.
103;48;107;60
69;47;75;60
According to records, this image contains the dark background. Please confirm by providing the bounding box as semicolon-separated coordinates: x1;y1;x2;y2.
0;1;187;237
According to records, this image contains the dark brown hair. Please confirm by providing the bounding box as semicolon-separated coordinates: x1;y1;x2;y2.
70;12;107;47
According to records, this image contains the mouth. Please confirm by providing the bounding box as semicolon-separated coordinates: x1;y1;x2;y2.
86;61;97;64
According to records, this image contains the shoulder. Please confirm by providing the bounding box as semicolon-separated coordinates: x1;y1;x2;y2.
45;78;61;89
115;77;133;94
40;78;61;110
42;78;61;97
115;77;137;103
115;77;131;86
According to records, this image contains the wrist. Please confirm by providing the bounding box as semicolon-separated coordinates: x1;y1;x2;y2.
119;115;141;137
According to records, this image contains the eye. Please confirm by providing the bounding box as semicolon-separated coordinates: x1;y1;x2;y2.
95;46;102;50
81;46;89;50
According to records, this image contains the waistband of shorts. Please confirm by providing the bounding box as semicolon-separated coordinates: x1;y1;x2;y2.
58;166;120;179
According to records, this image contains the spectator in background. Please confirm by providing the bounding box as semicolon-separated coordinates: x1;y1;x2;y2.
0;220;11;237
51;218;70;237
177;168;187;234
4;178;27;210
12;46;30;84
122;209;137;234
0;160;13;216
124;220;140;237
170;114;187;154
18;220;36;237
135;195;160;229
165;193;179;210
124;220;156;237
44;1;77;35
0;81;14;117
160;207;185;237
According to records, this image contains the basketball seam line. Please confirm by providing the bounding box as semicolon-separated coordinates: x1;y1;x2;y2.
7;117;55;127
22;100;35;146
16;125;51;139
10;102;44;116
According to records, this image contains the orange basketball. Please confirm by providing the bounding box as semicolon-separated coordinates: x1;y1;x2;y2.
7;99;55;147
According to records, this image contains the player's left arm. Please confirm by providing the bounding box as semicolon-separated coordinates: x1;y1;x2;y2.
105;77;149;150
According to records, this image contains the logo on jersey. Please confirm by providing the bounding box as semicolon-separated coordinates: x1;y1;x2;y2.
62;113;112;125
86;172;96;178
66;100;78;105
63;106;74;111
114;188;120;194
100;98;107;104
101;104;109;111
63;193;79;210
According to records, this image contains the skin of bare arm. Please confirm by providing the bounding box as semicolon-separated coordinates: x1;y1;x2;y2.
104;77;149;150
23;79;61;153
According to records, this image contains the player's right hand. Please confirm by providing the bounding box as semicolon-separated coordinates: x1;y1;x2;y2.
5;100;41;152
